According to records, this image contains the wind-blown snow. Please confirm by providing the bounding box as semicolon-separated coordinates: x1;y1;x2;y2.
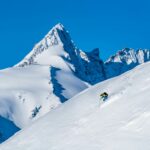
1;61;150;150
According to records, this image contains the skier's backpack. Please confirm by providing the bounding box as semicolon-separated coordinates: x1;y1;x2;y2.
100;92;108;101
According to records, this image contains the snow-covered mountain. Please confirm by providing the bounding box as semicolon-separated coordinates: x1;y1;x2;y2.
1;61;150;150
16;23;106;84
0;23;106;142
1;23;150;144
105;48;150;78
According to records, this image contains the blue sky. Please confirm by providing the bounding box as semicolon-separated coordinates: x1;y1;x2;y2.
0;0;150;69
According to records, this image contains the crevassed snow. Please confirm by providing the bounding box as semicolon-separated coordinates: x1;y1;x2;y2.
1;61;150;150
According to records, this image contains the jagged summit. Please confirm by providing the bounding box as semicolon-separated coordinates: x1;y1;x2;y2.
105;48;150;78
49;23;68;37
106;48;150;64
15;23;105;84
15;23;74;67
52;23;64;30
46;23;73;46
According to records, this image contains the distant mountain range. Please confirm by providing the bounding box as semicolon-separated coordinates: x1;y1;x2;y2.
105;48;150;78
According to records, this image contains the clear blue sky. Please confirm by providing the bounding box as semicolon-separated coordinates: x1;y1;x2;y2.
0;0;150;69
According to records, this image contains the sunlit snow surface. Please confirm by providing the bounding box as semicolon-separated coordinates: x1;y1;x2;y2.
1;23;150;147
1;62;150;150
0;23;90;133
0;64;87;128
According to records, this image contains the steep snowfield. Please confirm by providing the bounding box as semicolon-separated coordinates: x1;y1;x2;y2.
0;64;87;128
1;61;150;150
0;65;58;129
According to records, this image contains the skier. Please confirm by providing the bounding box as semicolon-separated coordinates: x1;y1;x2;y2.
100;92;108;101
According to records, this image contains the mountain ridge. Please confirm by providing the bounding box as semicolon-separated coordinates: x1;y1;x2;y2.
105;48;150;78
15;23;106;84
0;23;105;142
0;23;150;143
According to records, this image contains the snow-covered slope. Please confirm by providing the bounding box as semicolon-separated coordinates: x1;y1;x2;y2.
0;23;106;142
105;48;150;78
1;22;150;145
1;61;150;150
